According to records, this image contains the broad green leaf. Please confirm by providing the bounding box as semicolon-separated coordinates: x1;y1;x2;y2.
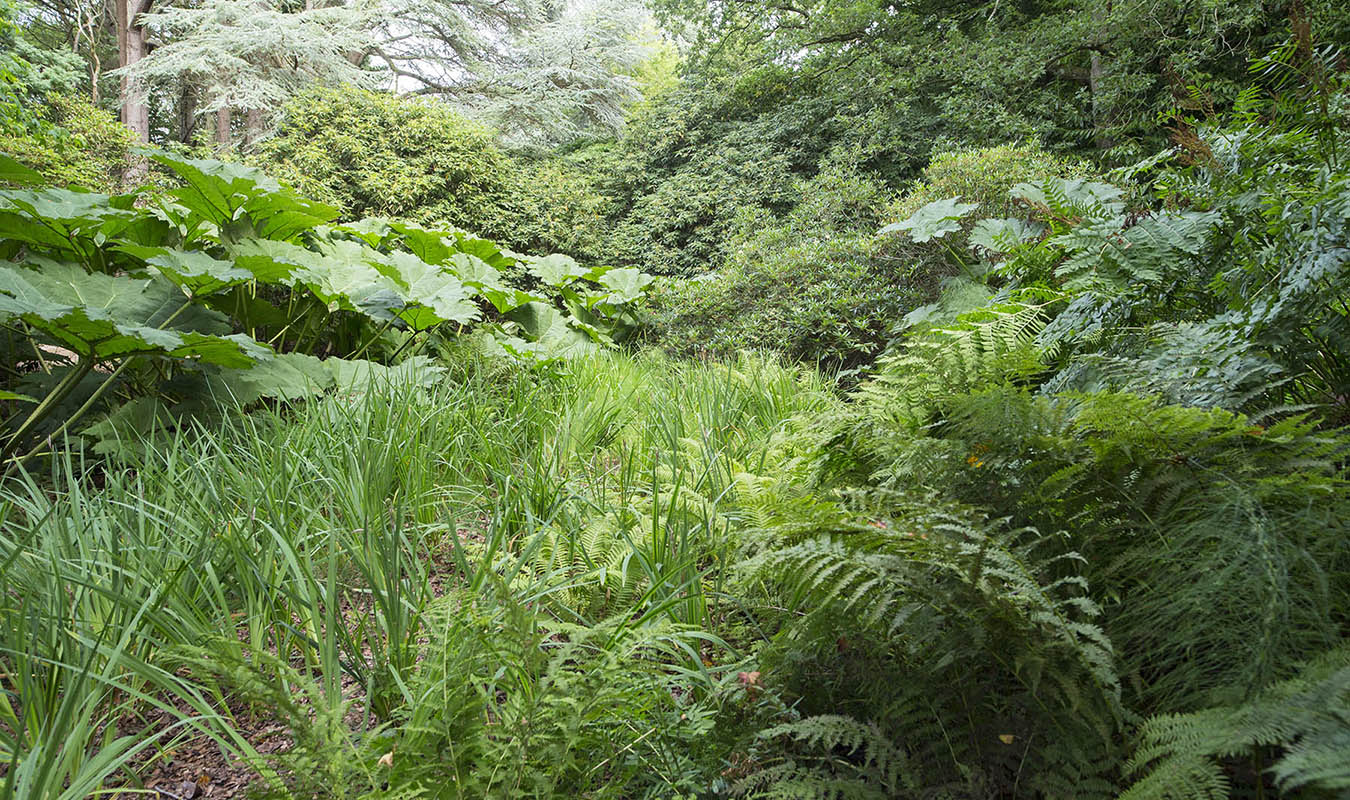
229;238;319;282
302;239;404;320
478;285;547;314
0;389;37;403
527;253;589;287
0;188;135;251
327;355;446;391
387;220;459;264
81;397;178;457
452;232;516;270
378;251;479;329
565;315;613;345
335;217;395;248
0;263;267;366
597;267;655;304
210;351;335;404
6;258;230;332
969;218;1045;254
149;152;338;241
445;252;501;287
879;196;978;243
0;154;44;186
507;302;598;358
118;244;252;296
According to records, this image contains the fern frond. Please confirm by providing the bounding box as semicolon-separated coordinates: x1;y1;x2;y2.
1123;645;1350;798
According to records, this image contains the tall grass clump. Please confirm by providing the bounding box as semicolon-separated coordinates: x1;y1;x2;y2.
0;350;840;798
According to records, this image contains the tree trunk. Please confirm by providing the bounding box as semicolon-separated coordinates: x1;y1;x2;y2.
217;107;232;147
116;0;153;144
244;107;265;146
179;84;197;144
1088;0;1113;151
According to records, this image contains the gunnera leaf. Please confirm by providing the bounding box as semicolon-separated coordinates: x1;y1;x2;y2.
0;262;268;366
879;197;979;243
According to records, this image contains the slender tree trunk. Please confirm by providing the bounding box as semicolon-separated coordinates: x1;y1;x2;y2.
179;84;197;144
244;107;265;146
76;4;102;103
217;107;232;147
115;0;153;143
1088;0;1113;150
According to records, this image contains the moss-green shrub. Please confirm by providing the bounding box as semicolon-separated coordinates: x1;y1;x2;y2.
644;165;916;371
887;141;1091;220
493;157;608;263
256;87;514;234
2;95;133;191
605;144;799;277
255;87;610;261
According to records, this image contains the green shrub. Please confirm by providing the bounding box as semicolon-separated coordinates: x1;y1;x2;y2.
1;95;132;191
605;137;798;277
256;87;611;261
645;146;1087;372
596;74;820;278
888;142;1090;220
494;156;609;262
256;87;517;238
643;164;904;371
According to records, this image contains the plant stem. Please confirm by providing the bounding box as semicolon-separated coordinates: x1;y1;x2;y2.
0;358;94;468
350;318;397;361
6;357;140;474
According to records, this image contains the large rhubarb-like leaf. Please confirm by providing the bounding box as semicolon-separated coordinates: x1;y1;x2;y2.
0;262;268;366
0;155;44;186
597;267;654;304
150;152;338;241
377;251;479;329
879;196;979;243
118;245;252;296
507;302;599;358
302;239;404;320
527;253;590;287
0;188;135;252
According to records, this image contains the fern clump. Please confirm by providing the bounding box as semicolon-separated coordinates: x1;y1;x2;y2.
1123;646;1350;799
740;490;1124;797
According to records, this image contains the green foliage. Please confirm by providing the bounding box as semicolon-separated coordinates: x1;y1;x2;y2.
0;152;652;470
733;716;914;799
0;96;133;192
257;88;514;234
645;164;911;370
255;88;612;260
742;491;1123;797
717;48;1350;800
0;350;832;798
878;196;978;244
5;18;1350;800
642;144;1091;375
1123;646;1350;798
856;294;1058;428
596;73;815;277
888;144;1093;221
